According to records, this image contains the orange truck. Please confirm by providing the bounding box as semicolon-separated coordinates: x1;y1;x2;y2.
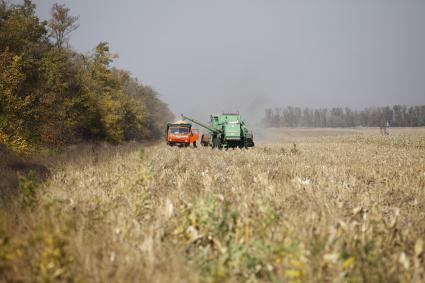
166;121;199;147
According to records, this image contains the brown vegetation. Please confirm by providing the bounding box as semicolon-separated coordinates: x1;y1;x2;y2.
0;144;49;203
1;128;424;282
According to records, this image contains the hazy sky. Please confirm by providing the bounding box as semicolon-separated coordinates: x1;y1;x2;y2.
18;1;425;122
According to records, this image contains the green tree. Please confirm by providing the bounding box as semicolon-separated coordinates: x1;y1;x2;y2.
0;50;33;152
47;3;79;48
84;42;127;143
35;48;93;144
0;1;174;152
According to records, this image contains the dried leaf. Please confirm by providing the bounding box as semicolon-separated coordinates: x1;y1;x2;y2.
415;238;423;257
352;206;362;215
399;252;410;270
324;253;339;263
285;269;301;277
343;256;356;269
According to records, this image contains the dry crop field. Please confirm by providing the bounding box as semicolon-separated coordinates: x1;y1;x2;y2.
1;128;425;282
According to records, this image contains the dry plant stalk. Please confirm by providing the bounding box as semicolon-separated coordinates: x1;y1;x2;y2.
1;128;424;282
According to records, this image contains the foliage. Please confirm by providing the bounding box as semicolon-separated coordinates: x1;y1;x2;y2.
0;50;34;153
48;2;79;48
122;73;174;139
0;0;174;153
18;170;37;209
263;105;425;128
0;204;77;282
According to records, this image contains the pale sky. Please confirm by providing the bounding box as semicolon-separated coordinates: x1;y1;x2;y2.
14;1;425;122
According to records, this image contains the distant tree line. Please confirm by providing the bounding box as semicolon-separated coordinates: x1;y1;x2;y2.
261;105;425;128
0;1;174;153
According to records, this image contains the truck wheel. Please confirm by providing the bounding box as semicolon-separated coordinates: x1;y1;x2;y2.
201;135;209;146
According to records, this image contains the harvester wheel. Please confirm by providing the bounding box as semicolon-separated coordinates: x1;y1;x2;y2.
217;138;222;149
212;137;217;148
193;141;197;148
212;137;222;149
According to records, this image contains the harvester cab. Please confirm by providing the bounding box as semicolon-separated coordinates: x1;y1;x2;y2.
181;113;254;149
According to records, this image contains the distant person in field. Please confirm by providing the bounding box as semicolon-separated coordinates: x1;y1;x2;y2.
380;121;390;135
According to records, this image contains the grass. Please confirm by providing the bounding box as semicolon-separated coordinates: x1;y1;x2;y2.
1;128;425;282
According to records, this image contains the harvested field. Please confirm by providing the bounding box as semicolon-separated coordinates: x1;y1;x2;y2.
1;128;425;282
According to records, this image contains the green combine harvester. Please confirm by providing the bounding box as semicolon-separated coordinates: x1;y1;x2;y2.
181;113;254;149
